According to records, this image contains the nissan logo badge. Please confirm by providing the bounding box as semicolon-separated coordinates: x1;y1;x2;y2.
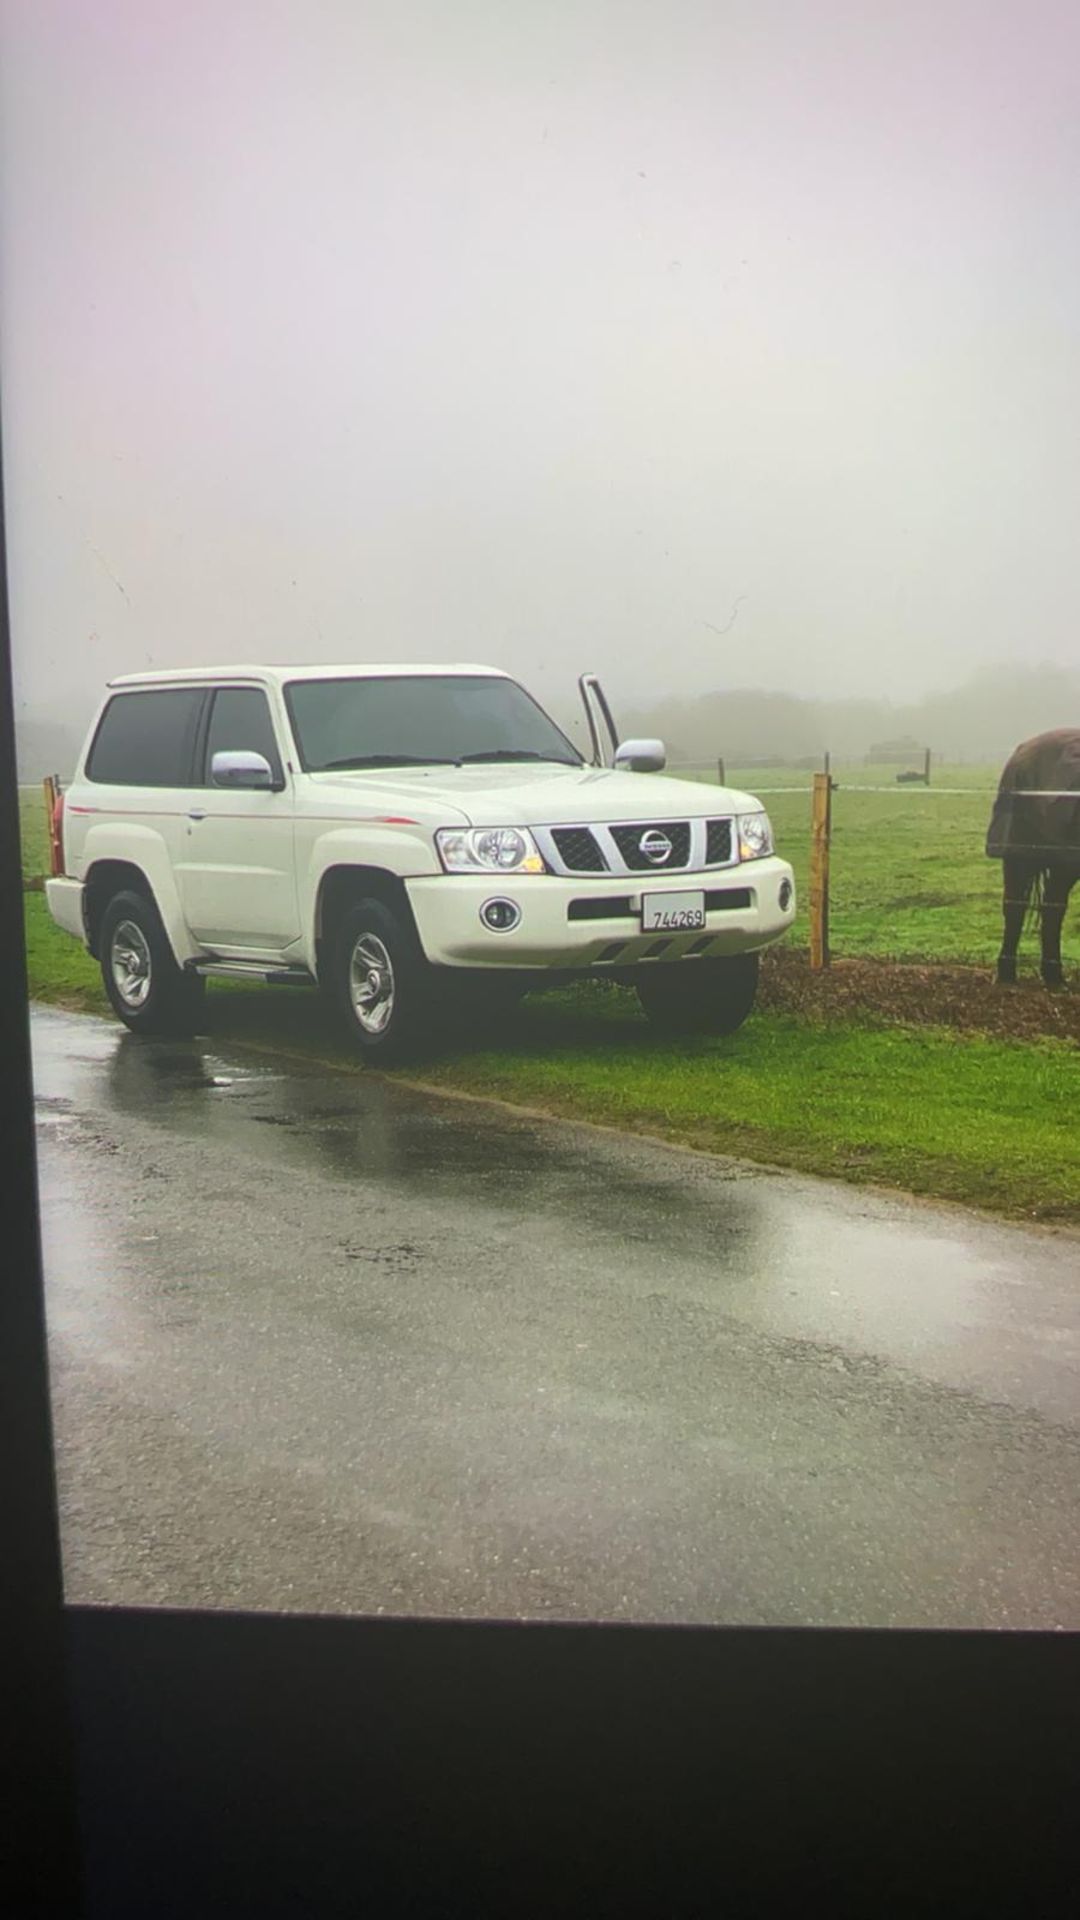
639;829;673;864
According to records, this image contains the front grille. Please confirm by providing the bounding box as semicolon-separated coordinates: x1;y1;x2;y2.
610;821;691;870
706;818;733;864
552;826;608;872
543;814;739;876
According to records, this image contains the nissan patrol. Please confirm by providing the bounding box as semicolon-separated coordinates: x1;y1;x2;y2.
44;664;796;1059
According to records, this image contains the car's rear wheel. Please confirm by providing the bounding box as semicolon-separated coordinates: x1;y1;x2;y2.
331;896;433;1063
636;951;760;1036
99;889;205;1035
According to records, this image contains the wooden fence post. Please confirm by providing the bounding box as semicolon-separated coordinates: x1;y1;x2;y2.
809;770;832;970
924;747;932;786
717;756;725;786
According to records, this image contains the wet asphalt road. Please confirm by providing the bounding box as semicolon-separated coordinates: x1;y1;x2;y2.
31;1003;1080;1628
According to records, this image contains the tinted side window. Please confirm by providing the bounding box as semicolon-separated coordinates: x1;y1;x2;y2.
86;689;204;786
203;688;283;783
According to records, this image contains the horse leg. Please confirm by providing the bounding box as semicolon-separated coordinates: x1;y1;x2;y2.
997;858;1031;984
1039;870;1072;988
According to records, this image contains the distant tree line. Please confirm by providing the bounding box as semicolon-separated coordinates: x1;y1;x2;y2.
618;664;1080;768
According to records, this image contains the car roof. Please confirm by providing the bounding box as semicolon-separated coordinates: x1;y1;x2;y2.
107;663;510;689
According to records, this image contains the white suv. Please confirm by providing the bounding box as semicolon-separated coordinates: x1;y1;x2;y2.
45;664;796;1059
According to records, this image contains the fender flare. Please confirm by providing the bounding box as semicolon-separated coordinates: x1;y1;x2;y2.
81;823;200;965
307;832;439;975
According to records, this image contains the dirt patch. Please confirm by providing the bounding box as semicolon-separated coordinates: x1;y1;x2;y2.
760;946;1080;1045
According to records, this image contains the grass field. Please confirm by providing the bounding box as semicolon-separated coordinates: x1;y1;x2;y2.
18;785;1080;1223
672;762;1079;968
21;784;49;881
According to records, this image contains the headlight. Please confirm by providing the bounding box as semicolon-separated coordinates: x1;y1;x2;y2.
737;810;773;861
436;826;546;874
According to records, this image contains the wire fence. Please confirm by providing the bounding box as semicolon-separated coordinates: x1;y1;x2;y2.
669;762;1079;970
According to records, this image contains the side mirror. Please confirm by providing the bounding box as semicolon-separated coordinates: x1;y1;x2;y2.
211;749;276;790
613;737;666;773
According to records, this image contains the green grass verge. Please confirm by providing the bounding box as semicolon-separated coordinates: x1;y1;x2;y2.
412;988;1080;1224
21;784;49;881
23;890;1079;1224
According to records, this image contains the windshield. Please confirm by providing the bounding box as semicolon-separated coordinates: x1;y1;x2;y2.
285;674;583;772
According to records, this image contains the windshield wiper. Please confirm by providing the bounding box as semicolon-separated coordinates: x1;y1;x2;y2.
455;750;581;766
315;754;459;771
315;749;582;772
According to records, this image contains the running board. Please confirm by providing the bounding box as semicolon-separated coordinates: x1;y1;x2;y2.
191;962;316;987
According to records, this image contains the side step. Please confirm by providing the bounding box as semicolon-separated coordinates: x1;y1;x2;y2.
190;962;316;988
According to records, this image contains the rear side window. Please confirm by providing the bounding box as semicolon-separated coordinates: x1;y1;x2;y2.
86;689;204;786
202;687;283;784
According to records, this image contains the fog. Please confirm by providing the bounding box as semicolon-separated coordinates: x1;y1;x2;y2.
3;0;1078;752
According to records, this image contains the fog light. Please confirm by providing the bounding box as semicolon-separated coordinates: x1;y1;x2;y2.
779;879;793;911
480;898;521;933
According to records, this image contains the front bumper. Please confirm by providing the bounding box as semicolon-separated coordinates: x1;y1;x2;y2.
405;857;796;969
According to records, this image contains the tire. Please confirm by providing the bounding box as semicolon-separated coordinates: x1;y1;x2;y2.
636;951;760;1037
99;889;205;1036
330;896;433;1064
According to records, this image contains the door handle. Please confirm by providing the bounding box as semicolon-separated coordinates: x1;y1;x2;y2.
188;809;206;821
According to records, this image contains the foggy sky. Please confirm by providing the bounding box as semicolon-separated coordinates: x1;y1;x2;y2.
2;0;1078;729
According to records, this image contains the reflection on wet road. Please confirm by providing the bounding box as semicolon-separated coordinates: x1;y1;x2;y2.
32;1005;1080;1627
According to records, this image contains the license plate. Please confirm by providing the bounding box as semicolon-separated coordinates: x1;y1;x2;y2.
641;890;706;932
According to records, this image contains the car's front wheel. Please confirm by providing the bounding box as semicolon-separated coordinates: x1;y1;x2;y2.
330;896;433;1063
99;889;205;1035
636;951;760;1036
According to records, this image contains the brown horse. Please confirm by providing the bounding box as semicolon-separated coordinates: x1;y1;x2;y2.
986;729;1080;985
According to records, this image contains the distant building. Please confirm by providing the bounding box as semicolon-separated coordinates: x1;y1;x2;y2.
866;735;927;765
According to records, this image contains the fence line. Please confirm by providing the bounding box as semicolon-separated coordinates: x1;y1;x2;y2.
729;785;986;796
692;785;1076;798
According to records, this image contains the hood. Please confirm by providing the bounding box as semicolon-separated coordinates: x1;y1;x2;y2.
307;763;764;827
